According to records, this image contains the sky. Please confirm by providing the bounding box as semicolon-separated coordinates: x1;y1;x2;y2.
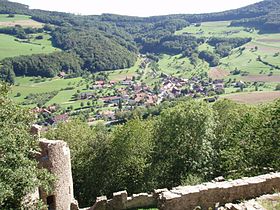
10;0;262;17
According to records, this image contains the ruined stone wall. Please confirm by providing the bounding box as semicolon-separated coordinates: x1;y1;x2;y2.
88;173;280;210
159;172;280;210
38;139;76;210
88;190;162;210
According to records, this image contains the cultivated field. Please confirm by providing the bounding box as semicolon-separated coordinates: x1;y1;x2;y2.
222;91;280;104
209;67;230;79
242;75;280;83
0;14;43;28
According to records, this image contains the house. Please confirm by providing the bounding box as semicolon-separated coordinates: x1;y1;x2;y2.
78;92;95;100
100;110;115;120
48;113;69;125
121;79;132;86
213;83;224;90
58;72;66;78
101;96;121;104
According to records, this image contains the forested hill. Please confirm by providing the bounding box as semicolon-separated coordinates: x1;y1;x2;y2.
0;0;280;83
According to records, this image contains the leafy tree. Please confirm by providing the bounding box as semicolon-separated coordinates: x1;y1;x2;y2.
151;100;215;188
0;83;53;209
108;119;154;193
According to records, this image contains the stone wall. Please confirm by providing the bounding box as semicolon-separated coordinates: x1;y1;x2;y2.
159;172;280;210
88;190;164;210
88;173;280;210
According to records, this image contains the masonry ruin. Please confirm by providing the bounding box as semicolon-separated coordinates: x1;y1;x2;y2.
37;139;78;210
33;136;280;210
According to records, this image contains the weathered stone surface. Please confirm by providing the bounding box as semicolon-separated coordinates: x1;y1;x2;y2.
159;173;280;210
126;193;156;209
38;139;75;210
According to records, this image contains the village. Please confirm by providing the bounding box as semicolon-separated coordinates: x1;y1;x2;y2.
32;62;227;126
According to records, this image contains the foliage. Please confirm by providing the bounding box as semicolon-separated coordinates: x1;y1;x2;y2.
51;28;137;72
151;100;215;188
199;50;220;67
207;37;252;57
0;83;54;209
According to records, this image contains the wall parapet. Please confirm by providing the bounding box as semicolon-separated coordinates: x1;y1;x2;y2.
89;189;167;210
159;172;280;210
88;173;280;210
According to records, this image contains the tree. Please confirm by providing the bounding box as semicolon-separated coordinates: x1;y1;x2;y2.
276;84;280;91
0;83;53;209
118;99;122;111
108;118;154;193
151;100;215;188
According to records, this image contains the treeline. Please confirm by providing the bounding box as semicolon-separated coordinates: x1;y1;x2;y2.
46;99;280;207
230;0;280;32
0;52;83;83
0;25;44;39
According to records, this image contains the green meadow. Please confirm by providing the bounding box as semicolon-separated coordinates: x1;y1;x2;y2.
0;14;31;22
0;33;59;60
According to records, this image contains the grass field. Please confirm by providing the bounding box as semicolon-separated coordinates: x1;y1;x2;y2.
108;58;141;81
0;14;56;59
0;33;59;60
0;14;43;28
176;21;252;38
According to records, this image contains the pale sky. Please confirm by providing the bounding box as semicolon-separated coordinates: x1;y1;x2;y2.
10;0;262;17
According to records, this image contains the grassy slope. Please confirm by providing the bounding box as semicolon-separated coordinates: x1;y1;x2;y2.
0;33;59;60
0;14;31;22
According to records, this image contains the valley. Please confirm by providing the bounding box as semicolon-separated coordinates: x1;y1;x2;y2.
2;16;280;125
